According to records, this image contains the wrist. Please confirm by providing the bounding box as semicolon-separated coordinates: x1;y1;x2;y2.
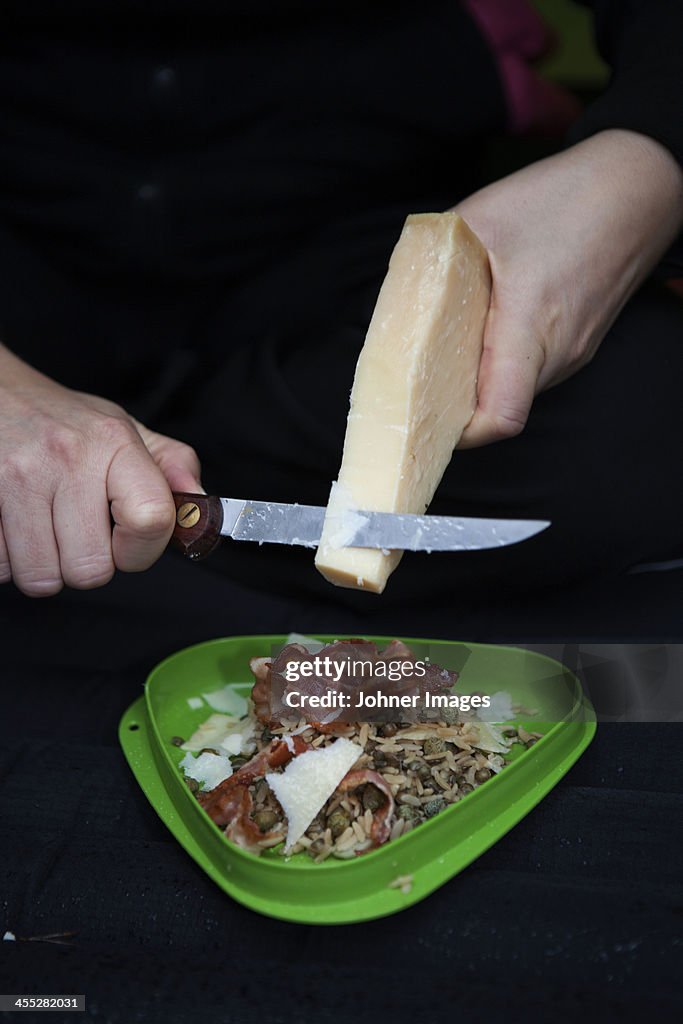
0;343;59;394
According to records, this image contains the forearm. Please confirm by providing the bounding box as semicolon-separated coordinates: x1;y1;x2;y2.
568;129;683;295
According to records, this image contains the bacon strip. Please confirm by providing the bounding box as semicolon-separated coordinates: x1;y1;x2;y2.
337;769;395;848
249;639;457;729
249;655;273;725
198;736;309;853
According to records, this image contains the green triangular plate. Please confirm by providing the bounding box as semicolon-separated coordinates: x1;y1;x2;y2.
119;635;596;924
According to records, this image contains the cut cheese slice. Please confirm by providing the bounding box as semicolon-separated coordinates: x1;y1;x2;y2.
201;685;248;717
181;712;256;756
180;750;233;792
315;212;490;593
265;738;362;852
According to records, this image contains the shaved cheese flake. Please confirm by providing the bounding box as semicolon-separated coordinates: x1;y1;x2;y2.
201;685;248;717
266;738;362;852
284;633;325;654
181;713;240;751
180;751;233;791
182;712;255;755
321;484;370;549
468;721;510;754
219;733;245;756
479;691;515;723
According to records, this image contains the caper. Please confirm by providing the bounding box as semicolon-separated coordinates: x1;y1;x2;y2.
383;752;401;768
362;784;384;812
373;750;387;766
254;780;269;802
526;737;539;749
327;808;351;838
184;777;199;794
459;783;473;796
309;838;327;855
379;723;398;738
423;797;447;818
502;727;518;738
230;755;248;768
417;764;432;782
398;805;421;824
170;736;185;747
439;707;460;725
424;737;446;757
253;809;279;833
199;747;220;756
474;768;492;784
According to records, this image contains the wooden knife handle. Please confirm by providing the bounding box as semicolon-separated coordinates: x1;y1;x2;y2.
170;492;224;560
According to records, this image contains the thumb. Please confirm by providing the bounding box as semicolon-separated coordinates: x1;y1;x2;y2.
458;312;545;449
108;441;177;573
134;422;205;494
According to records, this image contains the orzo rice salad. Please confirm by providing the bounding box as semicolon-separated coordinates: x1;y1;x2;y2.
175;638;540;860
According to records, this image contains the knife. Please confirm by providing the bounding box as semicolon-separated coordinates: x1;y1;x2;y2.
170;492;550;561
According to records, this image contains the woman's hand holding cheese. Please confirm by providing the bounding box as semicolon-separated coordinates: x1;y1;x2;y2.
454;129;683;449
0;344;202;596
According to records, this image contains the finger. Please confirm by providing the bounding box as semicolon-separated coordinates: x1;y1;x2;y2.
52;479;114;590
107;440;177;573
0;519;11;585
458;313;545;449
152;439;204;494
133;423;204;494
1;495;63;597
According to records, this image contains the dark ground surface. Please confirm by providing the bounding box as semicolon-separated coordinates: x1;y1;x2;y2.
0;555;681;1023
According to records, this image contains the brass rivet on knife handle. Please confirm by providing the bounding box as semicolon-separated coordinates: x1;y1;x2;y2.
170;493;224;560
176;501;201;528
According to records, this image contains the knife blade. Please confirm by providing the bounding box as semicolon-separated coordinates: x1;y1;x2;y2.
171;492;550;561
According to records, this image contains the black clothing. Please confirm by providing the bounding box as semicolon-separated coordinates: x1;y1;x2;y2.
1;1;682;605
6;214;683;614
0;2;503;285
574;0;683;172
572;0;683;276
1;5;683;1019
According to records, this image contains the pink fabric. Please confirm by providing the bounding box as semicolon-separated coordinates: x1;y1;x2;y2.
462;0;581;136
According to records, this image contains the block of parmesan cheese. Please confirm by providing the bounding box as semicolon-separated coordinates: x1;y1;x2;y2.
315;212;491;593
